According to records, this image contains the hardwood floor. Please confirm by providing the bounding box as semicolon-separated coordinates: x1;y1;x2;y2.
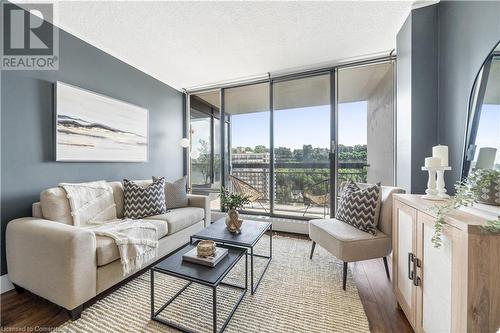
352;259;413;333
0;232;413;332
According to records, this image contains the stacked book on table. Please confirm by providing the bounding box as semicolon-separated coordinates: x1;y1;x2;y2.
183;247;228;267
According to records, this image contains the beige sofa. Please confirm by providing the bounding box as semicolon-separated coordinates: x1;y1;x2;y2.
6;180;210;320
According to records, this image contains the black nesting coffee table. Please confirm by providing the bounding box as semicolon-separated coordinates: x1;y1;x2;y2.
150;243;247;333
190;218;272;294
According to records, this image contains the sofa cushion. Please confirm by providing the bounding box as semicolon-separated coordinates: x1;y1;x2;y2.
144;207;204;235
96;219;168;266
40;187;73;225
108;182;125;218
123;178;167;219
108;180;153;218
309;218;391;262
165;177;188;209
153;176;189;209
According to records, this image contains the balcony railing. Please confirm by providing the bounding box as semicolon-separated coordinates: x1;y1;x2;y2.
191;160;367;218
228;161;367;218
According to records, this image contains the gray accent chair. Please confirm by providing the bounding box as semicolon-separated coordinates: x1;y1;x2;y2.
308;185;405;290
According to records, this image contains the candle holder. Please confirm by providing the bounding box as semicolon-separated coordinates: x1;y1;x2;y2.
421;166;452;200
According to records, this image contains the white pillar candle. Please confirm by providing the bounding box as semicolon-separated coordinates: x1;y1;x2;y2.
425;157;441;168
432;145;449;167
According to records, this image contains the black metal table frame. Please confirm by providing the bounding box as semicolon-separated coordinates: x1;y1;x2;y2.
190;223;272;295
150;249;247;333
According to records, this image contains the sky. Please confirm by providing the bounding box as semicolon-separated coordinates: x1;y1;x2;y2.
230;101;368;149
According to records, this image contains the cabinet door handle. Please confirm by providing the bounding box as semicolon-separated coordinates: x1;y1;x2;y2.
408;252;414;280
413;257;421;286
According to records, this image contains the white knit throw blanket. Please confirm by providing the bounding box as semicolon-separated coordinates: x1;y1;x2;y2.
59;181;158;275
59;181;117;226
88;219;159;275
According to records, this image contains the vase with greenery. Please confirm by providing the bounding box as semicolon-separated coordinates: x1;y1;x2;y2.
430;169;500;248
219;187;250;233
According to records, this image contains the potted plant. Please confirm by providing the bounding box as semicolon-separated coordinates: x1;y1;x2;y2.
430;169;500;248
219;187;250;233
467;169;500;205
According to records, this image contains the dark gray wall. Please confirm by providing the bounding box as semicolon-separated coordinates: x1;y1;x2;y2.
410;5;439;194
1;27;183;275
396;5;439;194
437;1;500;187
396;1;500;194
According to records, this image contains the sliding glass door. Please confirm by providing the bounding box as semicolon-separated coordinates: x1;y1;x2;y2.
188;59;395;221
273;74;331;218
224;83;271;214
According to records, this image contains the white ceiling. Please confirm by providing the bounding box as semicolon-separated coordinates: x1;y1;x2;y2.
50;1;416;91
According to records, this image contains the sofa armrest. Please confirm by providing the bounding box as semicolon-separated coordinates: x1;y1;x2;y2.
6;217;97;310
187;194;211;227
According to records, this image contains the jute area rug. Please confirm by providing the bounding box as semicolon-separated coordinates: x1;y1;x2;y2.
57;236;369;333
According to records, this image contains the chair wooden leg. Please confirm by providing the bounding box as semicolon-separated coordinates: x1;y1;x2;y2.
343;262;348;290
309;241;316;259
383;256;391;280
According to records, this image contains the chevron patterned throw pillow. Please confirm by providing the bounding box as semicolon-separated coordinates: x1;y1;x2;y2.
123;178;167;219
336;181;381;235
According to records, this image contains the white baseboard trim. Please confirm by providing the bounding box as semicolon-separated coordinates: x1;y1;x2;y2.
1;274;14;294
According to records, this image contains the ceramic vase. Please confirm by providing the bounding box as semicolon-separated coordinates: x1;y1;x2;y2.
476;178;500;206
225;209;243;233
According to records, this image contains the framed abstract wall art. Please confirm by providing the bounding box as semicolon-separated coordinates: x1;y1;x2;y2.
55;81;148;162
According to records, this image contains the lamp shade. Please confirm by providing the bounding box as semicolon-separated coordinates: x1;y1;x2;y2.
180;138;190;148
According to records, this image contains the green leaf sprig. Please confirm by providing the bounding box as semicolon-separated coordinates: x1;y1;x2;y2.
429;169;500;248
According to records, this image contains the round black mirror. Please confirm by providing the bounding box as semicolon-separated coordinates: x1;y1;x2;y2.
462;41;500;178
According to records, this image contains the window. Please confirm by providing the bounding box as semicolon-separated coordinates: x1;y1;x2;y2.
186;59;395;222
273;74;331;218
224;83;270;213
189;90;221;209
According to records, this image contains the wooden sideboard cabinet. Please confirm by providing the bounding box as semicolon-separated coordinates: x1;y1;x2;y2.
392;194;500;333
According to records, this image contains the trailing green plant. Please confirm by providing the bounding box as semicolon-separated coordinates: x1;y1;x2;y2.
219;187;250;211
429;169;500;248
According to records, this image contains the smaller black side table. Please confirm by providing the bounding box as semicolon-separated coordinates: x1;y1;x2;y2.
151;243;247;333
190;218;272;295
